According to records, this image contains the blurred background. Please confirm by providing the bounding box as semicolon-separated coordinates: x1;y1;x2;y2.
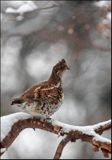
1;0;111;159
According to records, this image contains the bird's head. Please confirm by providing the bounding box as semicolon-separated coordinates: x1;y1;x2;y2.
52;59;69;78
50;59;69;83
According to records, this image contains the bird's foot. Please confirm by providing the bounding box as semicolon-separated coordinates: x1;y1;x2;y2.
33;128;36;131
46;117;53;124
38;117;54;124
58;128;65;137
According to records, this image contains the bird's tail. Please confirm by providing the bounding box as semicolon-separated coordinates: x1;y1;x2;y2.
11;98;23;105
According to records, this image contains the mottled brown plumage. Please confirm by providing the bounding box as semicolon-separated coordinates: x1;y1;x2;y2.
11;59;69;118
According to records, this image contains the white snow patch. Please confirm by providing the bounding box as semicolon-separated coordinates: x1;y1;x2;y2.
52;119;111;138
107;12;111;21
5;1;37;14
93;133;111;143
95;1;109;8
1;148;6;153
92;120;111;130
52;120;93;134
102;12;111;25
1;112;31;141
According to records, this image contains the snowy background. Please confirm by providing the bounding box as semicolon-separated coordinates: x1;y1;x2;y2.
1;1;111;159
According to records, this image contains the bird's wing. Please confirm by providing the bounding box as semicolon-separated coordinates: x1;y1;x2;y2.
34;85;61;103
11;82;46;105
21;82;47;99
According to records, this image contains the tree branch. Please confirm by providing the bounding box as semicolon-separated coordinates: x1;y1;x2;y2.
53;131;74;159
0;113;111;158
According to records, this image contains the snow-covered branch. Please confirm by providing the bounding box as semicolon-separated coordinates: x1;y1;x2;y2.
0;113;111;158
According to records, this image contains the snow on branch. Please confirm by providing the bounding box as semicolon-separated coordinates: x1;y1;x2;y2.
0;112;111;158
5;3;61;21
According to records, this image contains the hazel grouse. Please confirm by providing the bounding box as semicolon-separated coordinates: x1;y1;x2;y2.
11;59;69;118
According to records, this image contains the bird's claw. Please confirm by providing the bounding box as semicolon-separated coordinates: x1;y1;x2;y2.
46;117;53;124
58;129;64;137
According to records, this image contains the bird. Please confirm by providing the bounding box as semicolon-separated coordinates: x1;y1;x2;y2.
11;59;69;118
